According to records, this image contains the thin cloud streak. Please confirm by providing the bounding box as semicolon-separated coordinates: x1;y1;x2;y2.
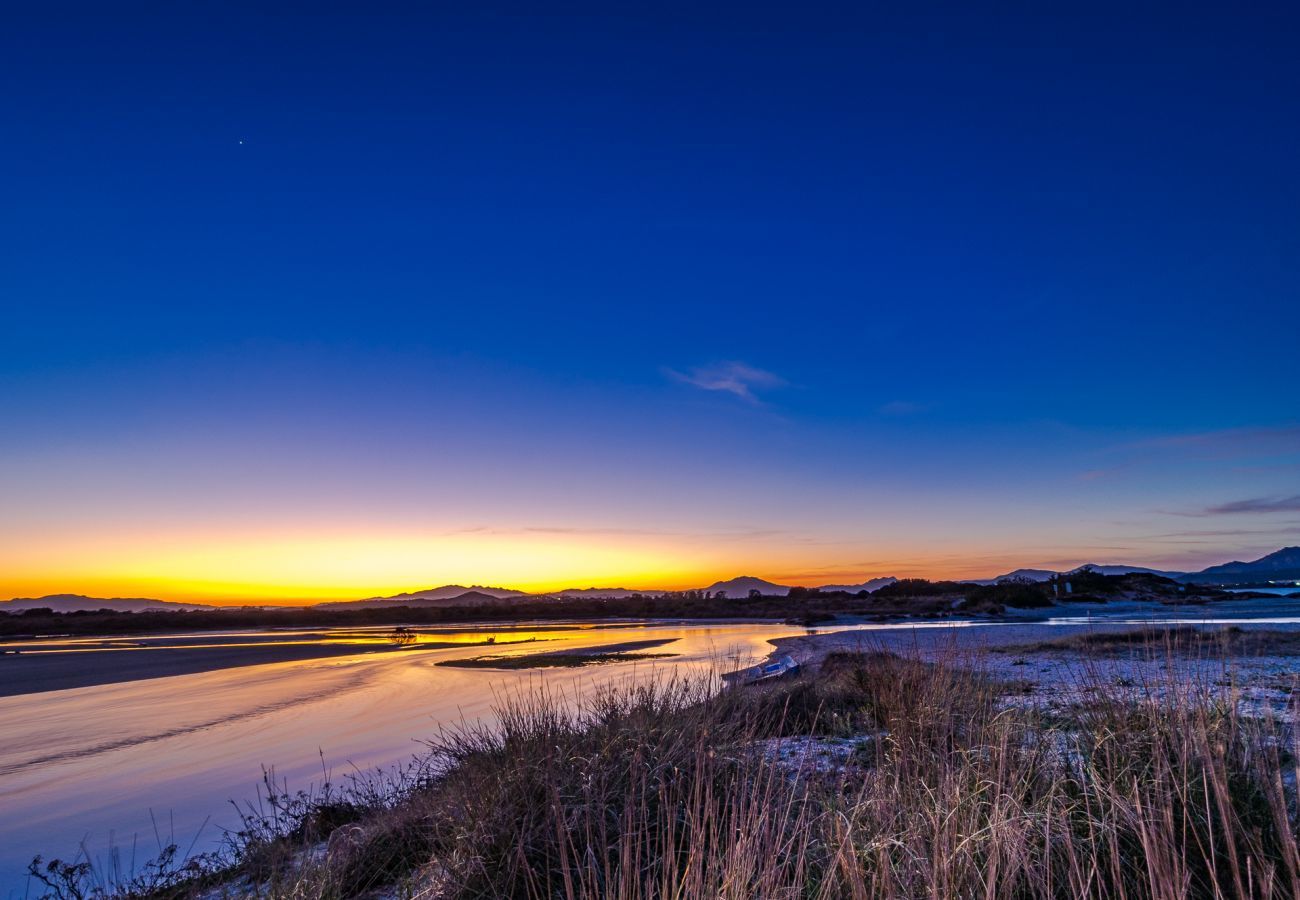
1126;424;1300;459
1204;495;1300;515
664;361;785;403
1133;526;1300;539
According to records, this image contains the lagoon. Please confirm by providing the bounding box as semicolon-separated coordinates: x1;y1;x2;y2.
0;620;801;896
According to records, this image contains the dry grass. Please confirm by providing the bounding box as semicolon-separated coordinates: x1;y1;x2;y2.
30;647;1300;899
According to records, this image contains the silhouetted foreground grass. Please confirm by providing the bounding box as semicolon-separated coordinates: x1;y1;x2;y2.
29;643;1300;899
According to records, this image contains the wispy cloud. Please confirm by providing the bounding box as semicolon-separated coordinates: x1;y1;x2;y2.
1203;495;1300;515
1138;526;1300;539
665;361;785;404
878;400;927;416
1127;424;1300;460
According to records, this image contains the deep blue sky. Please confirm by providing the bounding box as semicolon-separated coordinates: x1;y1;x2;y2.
2;3;1298;599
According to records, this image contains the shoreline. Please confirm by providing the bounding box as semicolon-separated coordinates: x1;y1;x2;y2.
0;639;495;698
8;596;1300;699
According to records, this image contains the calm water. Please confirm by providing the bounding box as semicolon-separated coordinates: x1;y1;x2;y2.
6;609;1300;897
0;620;811;896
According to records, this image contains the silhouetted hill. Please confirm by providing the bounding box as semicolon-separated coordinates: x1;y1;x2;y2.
1182;547;1300;585
972;569;1058;585
440;590;512;606
817;577;898;593
975;564;1186;585
548;587;665;599
703;576;792;596
552;578;899;598
316;588;517;610
0;594;214;613
366;584;526;601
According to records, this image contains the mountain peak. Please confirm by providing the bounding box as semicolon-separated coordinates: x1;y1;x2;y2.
0;594;213;613
817;577;899;593
704;576;792;596
1185;546;1300;584
363;585;526;602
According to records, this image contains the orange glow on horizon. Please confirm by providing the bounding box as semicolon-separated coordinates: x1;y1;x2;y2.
0;528;918;605
0;523;1169;605
0;527;761;604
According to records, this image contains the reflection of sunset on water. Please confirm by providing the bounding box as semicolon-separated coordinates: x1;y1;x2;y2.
0;620;799;888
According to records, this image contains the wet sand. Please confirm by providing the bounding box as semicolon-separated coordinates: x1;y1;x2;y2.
0;640;482;697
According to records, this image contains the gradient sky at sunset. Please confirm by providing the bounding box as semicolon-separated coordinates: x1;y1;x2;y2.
3;4;1299;603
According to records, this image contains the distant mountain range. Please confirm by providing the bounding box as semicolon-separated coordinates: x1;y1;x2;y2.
1180;547;1300;585
703;576;791;596
317;587;522;609
7;548;1297;613
1087;565;1187;578
359;584;525;602
974;569;1058;585
973;551;1300;586
976;564;1186;585
333;576;902;605
550;587;666;599
814;578;900;593
702;576;899;596
0;594;216;613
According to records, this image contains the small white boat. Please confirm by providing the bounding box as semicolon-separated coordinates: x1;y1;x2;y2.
723;654;800;686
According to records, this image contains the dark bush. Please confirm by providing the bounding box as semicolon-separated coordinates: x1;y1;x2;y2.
961;581;1052;609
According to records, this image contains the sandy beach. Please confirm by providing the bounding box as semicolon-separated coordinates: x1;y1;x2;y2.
0;636;510;697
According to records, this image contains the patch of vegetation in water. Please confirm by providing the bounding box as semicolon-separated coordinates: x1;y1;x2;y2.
436;651;679;669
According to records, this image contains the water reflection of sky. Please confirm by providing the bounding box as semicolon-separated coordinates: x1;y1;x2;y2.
0;620;799;896
0;619;718;653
